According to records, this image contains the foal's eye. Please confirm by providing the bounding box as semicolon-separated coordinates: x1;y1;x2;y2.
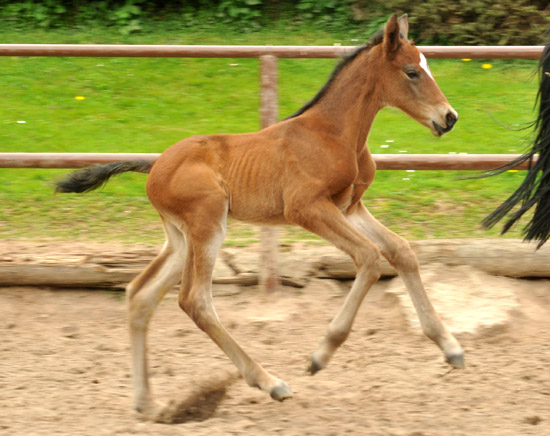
406;71;420;80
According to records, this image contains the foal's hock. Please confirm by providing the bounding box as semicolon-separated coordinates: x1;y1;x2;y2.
56;14;464;419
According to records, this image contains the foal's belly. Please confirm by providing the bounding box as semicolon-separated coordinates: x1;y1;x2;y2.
227;188;288;225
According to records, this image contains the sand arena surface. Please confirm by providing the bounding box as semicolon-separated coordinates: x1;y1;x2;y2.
1;262;549;435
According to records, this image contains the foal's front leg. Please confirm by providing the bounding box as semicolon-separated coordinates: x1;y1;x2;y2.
347;203;465;368
284;199;384;374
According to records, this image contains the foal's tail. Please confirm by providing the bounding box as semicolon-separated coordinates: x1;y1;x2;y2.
55;160;153;194
482;36;550;248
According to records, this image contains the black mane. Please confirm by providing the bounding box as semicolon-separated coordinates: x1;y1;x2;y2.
284;30;384;120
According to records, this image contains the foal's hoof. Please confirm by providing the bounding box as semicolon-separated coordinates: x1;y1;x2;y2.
306;354;325;375
270;381;293;401
445;350;465;369
134;400;166;421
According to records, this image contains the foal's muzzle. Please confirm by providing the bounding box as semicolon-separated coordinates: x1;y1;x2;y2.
433;111;458;136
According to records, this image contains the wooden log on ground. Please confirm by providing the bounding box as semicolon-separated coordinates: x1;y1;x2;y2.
0;242;241;289
0;264;137;289
315;239;550;279
0;264;258;289
0;239;548;289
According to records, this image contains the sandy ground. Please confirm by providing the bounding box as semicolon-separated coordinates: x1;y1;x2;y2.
1;271;549;435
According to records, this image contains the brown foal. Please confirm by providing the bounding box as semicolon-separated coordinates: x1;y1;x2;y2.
56;14;464;418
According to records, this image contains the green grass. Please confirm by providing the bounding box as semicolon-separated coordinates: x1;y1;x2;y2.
0;25;540;245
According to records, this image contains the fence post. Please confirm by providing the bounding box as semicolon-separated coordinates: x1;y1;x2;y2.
259;55;279;293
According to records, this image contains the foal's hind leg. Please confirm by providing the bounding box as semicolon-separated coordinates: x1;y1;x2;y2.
127;219;186;416
178;200;292;401
347;203;464;367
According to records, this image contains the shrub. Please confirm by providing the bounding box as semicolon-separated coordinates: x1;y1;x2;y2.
0;0;548;44
366;0;550;45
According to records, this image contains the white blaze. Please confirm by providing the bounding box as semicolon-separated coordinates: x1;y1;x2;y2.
419;53;434;79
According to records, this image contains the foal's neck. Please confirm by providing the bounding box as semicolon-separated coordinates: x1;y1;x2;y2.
303;48;382;154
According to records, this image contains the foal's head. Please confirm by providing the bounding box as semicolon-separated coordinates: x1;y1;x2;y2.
374;14;458;136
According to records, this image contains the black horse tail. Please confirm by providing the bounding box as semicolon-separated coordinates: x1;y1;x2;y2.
55;160;153;194
482;37;550;249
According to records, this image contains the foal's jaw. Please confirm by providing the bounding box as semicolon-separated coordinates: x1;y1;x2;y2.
398;104;458;137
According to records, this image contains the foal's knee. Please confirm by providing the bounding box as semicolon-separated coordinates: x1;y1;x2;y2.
385;237;419;273
127;292;152;330
353;245;383;281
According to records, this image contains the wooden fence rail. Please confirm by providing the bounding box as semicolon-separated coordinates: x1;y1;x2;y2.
0;44;543;59
0;152;538;171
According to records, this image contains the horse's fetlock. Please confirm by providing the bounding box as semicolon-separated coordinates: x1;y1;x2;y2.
421;325;440;342
327;327;349;348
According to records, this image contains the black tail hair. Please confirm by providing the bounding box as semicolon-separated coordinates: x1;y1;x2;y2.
482;36;550;249
55;160;153;194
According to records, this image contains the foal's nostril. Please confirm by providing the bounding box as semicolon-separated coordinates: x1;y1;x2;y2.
446;112;458;128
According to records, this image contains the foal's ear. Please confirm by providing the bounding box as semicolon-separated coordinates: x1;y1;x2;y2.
383;14;401;58
398;14;409;40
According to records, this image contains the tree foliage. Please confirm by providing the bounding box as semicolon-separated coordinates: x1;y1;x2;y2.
370;0;550;45
0;0;548;44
